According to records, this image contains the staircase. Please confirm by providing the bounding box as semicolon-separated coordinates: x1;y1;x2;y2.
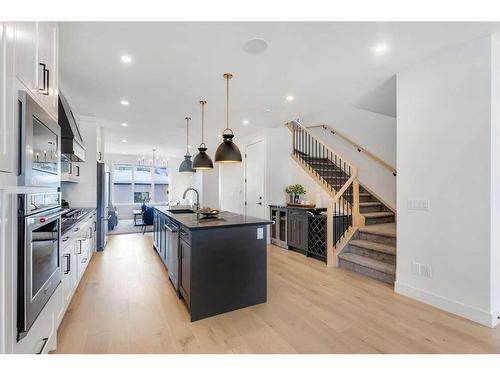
338;185;396;284
287;120;397;284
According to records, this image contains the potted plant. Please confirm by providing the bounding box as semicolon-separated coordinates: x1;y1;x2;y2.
285;184;306;204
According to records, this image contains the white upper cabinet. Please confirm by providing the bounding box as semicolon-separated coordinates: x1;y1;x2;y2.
14;22;59;121
1;22;15;173
13;22;37;94
36;22;58;119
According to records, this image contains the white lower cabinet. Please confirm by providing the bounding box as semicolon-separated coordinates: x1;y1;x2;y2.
16;212;96;354
14;284;62;354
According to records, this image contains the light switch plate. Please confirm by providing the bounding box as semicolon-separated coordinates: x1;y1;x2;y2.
407;199;430;211
257;227;264;240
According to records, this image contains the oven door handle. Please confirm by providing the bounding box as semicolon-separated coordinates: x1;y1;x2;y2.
32;208;70;224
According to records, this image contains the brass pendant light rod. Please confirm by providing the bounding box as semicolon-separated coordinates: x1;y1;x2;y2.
215;73;242;163
185;117;191;155
192;99;214;170
224;73;233;134
200;100;206;146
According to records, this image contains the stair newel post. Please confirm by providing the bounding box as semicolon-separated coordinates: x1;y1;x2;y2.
352;175;363;228
327;199;335;267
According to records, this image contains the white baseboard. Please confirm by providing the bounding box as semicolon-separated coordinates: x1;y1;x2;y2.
395;281;499;328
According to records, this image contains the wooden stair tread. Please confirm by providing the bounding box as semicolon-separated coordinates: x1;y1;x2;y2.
359;202;381;207
350;239;396;255
359;193;371;197
338;253;396;275
363;211;394;218
358;223;396;238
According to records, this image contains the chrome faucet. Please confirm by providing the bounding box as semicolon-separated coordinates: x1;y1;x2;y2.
182;188;200;211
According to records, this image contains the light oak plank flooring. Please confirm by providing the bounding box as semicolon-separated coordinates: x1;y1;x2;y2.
55;233;500;354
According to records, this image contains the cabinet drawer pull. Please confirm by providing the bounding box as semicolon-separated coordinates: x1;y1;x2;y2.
37;337;49;354
63;254;71;274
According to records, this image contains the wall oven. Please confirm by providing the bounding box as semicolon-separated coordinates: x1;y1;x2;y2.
17;192;68;340
18;91;61;188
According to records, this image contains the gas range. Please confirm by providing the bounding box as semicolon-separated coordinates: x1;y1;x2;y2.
61;208;95;234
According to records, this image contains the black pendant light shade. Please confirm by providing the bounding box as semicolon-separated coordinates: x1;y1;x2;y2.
192;100;214;170
215;73;242;163
179;116;196;173
192;144;214;170
215;130;242;163
179;154;195;173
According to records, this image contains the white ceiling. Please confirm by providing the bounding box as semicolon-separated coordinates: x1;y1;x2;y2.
59;22;500;158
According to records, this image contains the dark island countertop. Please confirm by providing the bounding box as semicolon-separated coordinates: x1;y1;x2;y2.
154;205;272;231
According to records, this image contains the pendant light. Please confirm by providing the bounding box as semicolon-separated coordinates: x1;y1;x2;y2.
179;117;196;173
215;73;242;163
192;100;214;170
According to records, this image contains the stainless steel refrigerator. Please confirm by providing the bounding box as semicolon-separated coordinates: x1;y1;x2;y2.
96;162;110;250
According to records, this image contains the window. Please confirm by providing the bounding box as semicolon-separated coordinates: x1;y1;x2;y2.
113;164;133;204
112;163;170;205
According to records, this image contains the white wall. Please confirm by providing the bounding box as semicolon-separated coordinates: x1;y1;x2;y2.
60;116;98;208
218;127;331;218
305;104;397;209
490;35;500;316
397;35;500;327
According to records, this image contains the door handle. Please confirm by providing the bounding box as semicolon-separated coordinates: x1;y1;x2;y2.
256;202;262;205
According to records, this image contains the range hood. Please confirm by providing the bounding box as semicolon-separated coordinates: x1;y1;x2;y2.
58;91;86;162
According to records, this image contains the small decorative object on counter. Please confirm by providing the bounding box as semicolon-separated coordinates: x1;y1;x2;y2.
285;184;306;204
198;208;220;218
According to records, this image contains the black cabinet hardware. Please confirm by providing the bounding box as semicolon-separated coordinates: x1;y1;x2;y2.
37;338;49;354
63;254;70;274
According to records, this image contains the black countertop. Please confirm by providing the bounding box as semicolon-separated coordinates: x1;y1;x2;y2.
154;205;272;231
269;204;327;212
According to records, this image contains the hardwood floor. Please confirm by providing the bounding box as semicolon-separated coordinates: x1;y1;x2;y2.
55;233;500;354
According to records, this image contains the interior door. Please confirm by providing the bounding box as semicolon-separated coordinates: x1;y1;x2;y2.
245;140;265;218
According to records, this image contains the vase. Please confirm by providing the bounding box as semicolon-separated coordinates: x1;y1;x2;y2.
294;194;300;204
289;194;294;204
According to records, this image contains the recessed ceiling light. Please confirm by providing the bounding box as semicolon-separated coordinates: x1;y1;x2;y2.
121;123;128;127
286;95;294;102
264;108;272;113
217;135;222;138
243;120;249;125
373;43;389;55
120;55;132;64
120;100;129;106
121;139;127;143
243;38;268;55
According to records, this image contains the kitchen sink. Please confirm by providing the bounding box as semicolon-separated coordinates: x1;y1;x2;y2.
167;209;196;214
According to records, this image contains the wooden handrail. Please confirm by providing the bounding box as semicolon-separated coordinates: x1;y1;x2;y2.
307;124;397;176
287;120;358;176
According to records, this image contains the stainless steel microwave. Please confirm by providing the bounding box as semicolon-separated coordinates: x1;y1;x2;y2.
18;91;61;188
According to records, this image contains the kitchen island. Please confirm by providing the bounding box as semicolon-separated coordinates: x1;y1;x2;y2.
153;206;272;321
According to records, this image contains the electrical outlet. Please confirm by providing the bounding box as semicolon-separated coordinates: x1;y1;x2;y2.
407;199;430;211
420;264;432;278
257;227;264;240
411;261;421;275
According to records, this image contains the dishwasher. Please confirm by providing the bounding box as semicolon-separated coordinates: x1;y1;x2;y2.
165;221;179;291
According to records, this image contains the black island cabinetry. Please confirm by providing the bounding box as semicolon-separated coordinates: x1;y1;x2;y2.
153;206;271;322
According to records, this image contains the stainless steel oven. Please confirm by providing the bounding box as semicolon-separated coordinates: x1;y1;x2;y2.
17;192;68;340
18;91;61;187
